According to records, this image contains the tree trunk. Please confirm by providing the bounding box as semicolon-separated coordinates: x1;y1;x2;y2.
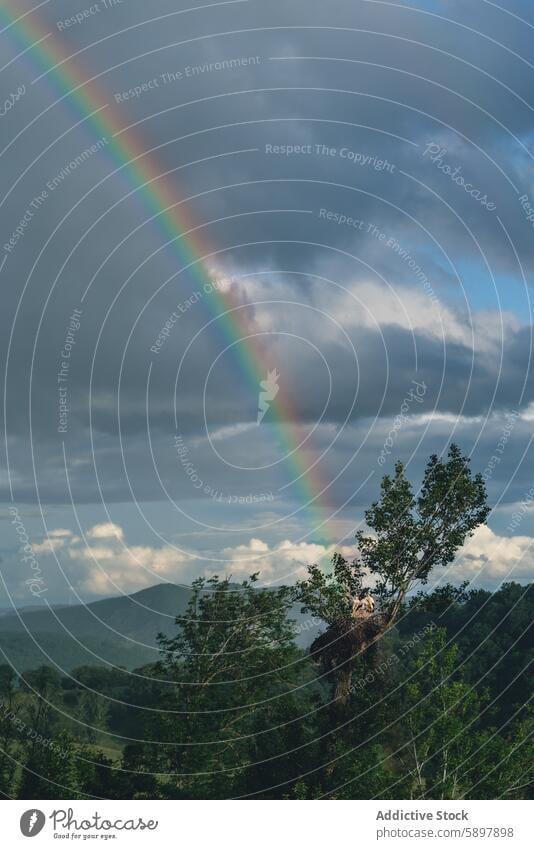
323;665;354;782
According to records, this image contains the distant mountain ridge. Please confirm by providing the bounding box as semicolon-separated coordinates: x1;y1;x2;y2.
0;583;319;672
0;584;198;672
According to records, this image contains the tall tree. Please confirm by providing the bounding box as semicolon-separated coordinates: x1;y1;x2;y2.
148;574;307;798
297;445;489;715
358;445;489;623
0;665;18;797
396;628;533;800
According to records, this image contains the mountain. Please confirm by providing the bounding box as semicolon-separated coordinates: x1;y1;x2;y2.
0;584;320;672
0;584;193;672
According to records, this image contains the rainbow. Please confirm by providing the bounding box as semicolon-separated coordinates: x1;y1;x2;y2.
1;2;336;546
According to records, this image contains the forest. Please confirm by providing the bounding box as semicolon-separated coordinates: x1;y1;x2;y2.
0;447;532;800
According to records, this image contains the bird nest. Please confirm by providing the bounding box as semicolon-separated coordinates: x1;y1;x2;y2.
310;612;387;671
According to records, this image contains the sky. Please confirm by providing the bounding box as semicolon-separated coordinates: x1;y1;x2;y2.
1;0;534;604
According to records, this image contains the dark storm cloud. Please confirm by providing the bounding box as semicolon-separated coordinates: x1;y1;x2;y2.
2;0;534;509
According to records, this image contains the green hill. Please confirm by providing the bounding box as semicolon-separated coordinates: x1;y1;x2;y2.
0;584;192;671
0;583;319;671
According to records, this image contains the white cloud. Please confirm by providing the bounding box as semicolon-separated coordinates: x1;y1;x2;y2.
29;523;188;596
323;280;518;353
452;524;534;581
519;402;534;422
29;514;534;602
67;535;189;596
221;537;357;584
32;530;80;554
194;422;257;444
235;275;519;354
30;522;359;596
86;522;124;541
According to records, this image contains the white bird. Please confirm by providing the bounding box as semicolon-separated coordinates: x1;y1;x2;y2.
351;594;375;618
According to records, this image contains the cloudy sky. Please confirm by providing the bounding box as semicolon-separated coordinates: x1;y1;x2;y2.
2;0;534;604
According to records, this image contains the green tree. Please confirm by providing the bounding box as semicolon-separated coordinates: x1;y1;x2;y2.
0;665;18;797
357;445;489;623
398;628;482;798
18;732;82;800
146;574;307;798
396;628;533;800
297;445;489;714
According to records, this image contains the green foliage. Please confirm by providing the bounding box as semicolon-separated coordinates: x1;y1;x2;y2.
149;574;309;798
18;732;82;800
296;552;365;625
0;452;530;801
396;628;533;800
0;581;530;801
294;445;489;737
357;445;489;620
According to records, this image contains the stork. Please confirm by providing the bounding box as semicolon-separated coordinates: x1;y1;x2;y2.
351;594;375;618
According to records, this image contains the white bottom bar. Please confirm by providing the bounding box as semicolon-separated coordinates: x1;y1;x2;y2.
3;799;532;847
